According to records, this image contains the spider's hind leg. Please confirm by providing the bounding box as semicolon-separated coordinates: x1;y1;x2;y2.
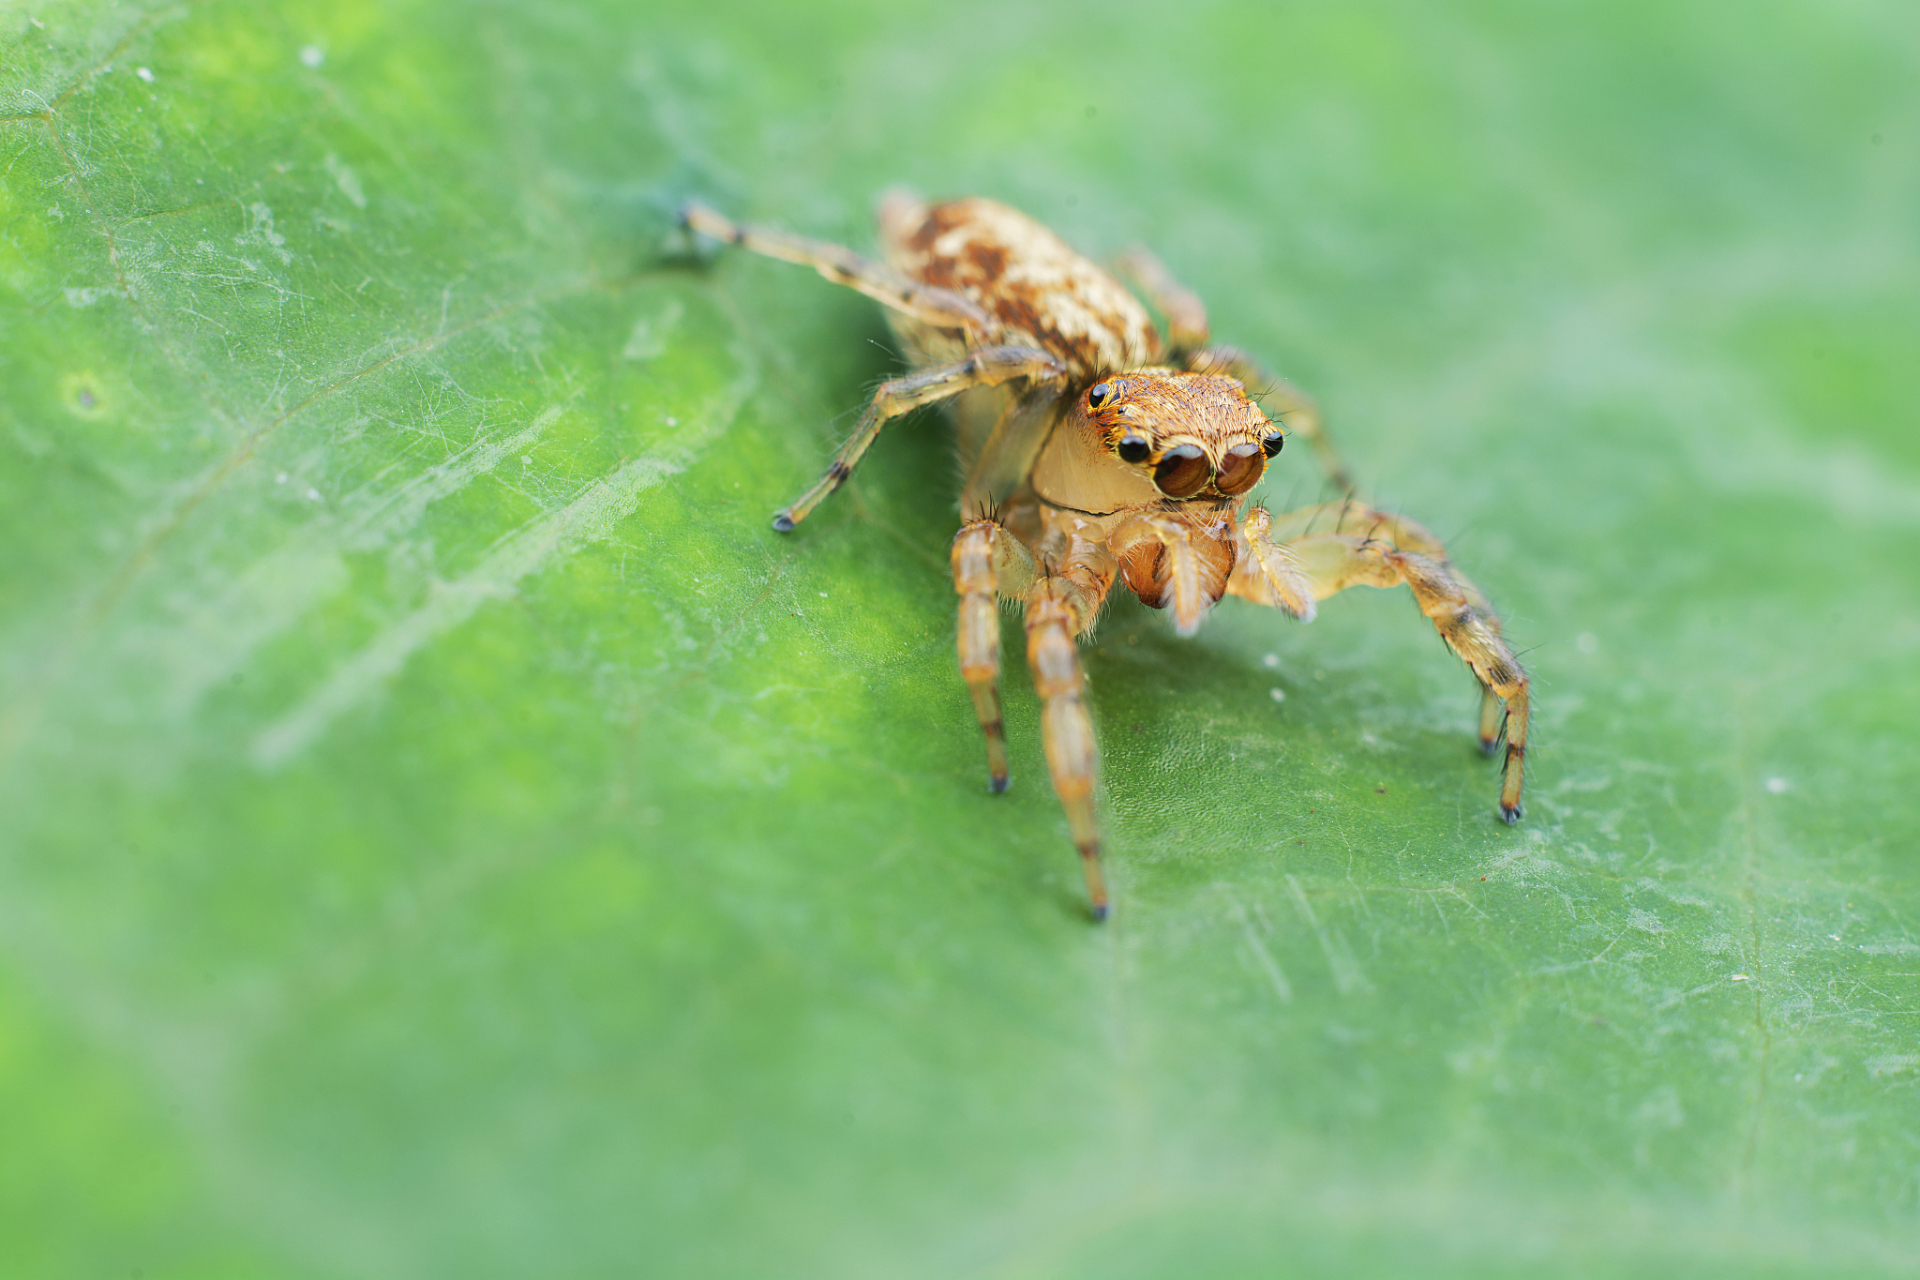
1113;245;1211;358
681;201;996;335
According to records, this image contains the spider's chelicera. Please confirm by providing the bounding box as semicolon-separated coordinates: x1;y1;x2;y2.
684;193;1530;921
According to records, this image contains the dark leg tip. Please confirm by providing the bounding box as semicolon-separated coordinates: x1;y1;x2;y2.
988;773;1009;794
1478;737;1499;758
1500;802;1524;825
771;513;795;533
1089;901;1111;924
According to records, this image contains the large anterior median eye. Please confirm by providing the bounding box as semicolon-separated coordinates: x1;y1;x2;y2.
1215;441;1266;495
1152;444;1212;498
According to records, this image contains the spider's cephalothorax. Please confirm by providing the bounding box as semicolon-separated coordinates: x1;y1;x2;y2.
684;193;1530;921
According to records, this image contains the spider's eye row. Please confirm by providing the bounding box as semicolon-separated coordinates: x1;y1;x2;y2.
1116;435;1152;464
1087;382;1113;409
1261;430;1285;457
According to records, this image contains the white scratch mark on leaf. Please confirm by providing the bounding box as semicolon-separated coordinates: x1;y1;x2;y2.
251;364;756;766
154;403;572;718
240;201;292;264
323;153;366;209
1286;874;1374;998
622;296;684;361
1225;891;1292;1003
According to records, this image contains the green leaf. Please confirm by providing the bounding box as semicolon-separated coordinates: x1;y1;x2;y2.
4;2;1918;1276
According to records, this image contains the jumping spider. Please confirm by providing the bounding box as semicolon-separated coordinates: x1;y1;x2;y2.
683;193;1529;921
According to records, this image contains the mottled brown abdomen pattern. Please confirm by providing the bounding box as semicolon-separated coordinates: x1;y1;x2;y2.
881;197;1163;378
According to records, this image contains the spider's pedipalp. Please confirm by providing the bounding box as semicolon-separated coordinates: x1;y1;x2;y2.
1108;511;1226;637
1227;506;1317;621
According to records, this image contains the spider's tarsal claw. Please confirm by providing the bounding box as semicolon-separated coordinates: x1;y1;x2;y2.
1479;736;1500;758
1077;839;1110;922
1500;802;1524;824
771;512;796;532
989;772;1010;794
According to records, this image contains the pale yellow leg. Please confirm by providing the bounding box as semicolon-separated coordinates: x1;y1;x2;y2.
1260;501;1530;820
951;518;1038;793
1023;555;1118;921
1478;684;1506;758
681;200;997;336
772;346;1063;530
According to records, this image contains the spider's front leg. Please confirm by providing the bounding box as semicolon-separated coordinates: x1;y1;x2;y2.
951;517;1038;793
1254;501;1531;821
1023;550;1119;921
772;346;1063;530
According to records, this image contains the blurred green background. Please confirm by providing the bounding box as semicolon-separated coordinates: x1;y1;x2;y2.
3;1;1918;1276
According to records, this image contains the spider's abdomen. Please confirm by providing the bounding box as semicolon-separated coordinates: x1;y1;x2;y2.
880;195;1163;378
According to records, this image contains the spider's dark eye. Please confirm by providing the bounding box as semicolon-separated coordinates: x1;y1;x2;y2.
1261;430;1285;457
1216;441;1266;495
1153;444;1212;498
1116;435;1152;464
1087;382;1113;409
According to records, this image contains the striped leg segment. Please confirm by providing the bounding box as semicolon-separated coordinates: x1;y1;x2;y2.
1264;501;1531;822
681;201;996;335
1023;557;1117;921
771;345;1062;530
951;519;1038;793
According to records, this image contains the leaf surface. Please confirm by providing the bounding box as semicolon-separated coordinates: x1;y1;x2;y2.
4;3;1919;1276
